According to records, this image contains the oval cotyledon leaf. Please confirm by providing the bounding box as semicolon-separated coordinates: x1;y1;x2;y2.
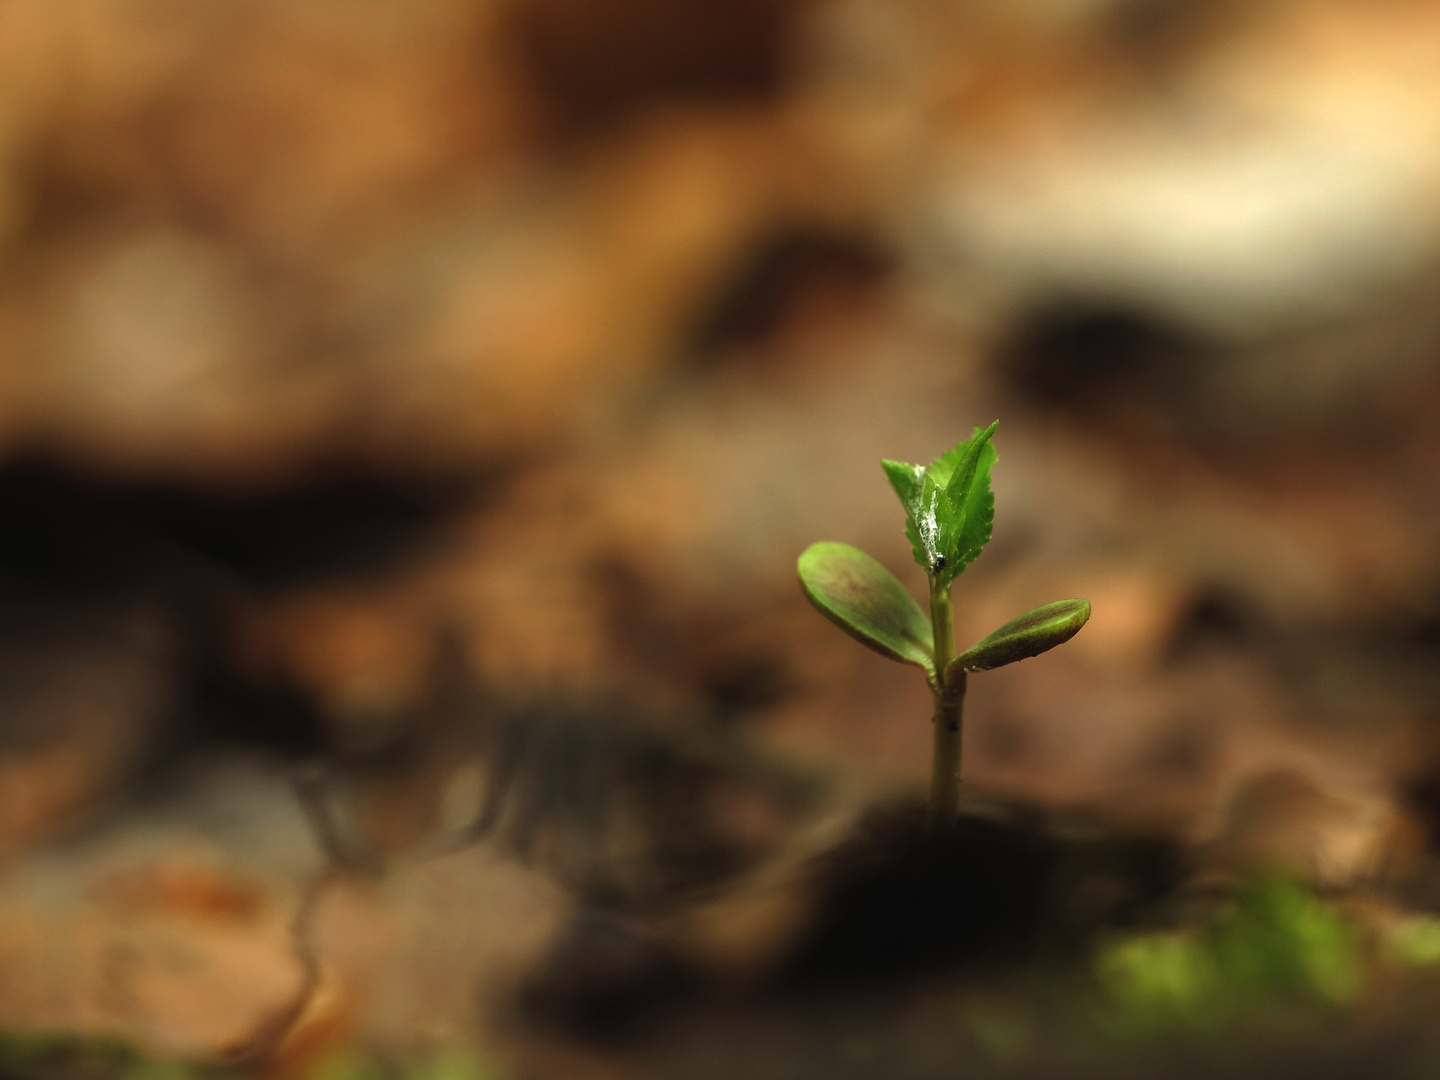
797;542;934;671
952;598;1091;674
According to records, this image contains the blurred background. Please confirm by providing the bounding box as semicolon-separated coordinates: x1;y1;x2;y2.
3;0;1440;1076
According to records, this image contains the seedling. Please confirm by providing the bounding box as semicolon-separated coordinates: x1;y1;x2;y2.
797;422;1090;830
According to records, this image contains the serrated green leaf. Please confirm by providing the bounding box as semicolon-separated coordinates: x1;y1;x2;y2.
951;436;997;570
952;598;1090;674
797;542;934;670
925;422;999;582
882;423;1000;580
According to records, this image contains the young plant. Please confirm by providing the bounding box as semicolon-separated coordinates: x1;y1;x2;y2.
797;422;1090;830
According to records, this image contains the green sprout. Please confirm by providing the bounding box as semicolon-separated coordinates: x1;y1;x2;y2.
797;422;1090;830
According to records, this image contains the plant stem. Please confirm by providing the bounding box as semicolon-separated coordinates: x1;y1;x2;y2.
926;576;966;831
